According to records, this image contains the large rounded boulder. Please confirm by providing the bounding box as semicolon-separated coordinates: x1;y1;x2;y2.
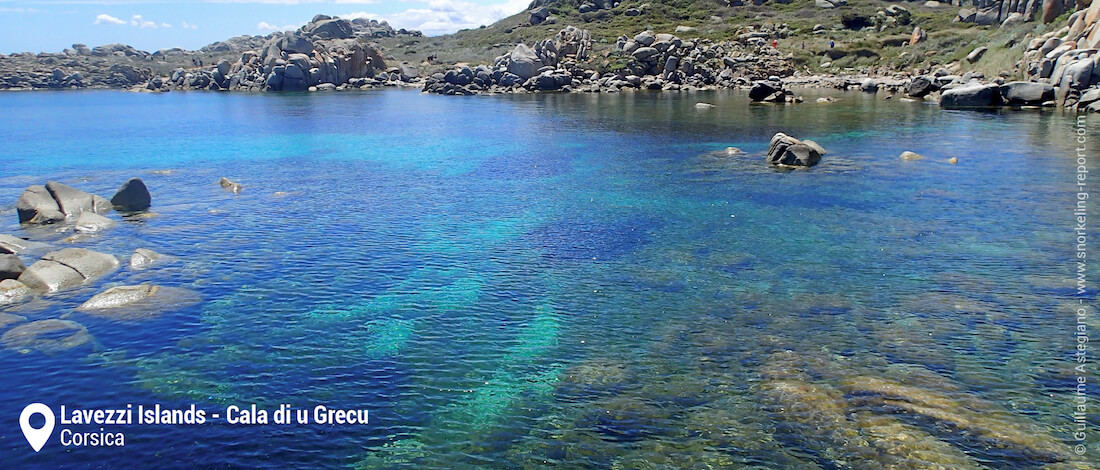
507;44;543;81
110;177;152;212
939;84;1003;108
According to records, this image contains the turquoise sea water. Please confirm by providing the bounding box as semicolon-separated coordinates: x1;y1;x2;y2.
0;89;1096;469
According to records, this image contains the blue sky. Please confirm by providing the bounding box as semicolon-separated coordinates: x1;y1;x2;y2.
0;0;530;53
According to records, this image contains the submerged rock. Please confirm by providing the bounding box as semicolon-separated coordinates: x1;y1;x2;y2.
1;319;94;353
74;212;116;233
78;284;200;319
110;177;152;211
129;248;166;270
900;151;924;161
766;132;825;167
841;375;1072;463
0;279;31;305
18;248;119;292
0;312;26;328
0;234;50;255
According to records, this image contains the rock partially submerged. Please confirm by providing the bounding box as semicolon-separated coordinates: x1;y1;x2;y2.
1000;81;1056;105
766;133;826;167
130;248;167;270
16;185;64;224
16;181;111;224
219;177;243;194
1;319;94;353
939;83;1003;108
74;212;116;233
46;181;112;217
110;177;152;212
749;79;795;103
17;248;120;293
0;254;26;280
78;284;200;319
0;279;31;305
0;234;50;255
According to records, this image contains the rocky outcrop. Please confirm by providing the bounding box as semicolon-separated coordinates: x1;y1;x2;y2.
16;181;110;224
146;15;418;93
956;0;1052;26
766;133;826;167
1020;1;1100;109
18;248;120;293
110;177;151;212
425;25;796;95
0;15;419;91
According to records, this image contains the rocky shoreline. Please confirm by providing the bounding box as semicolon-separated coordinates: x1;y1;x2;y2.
2;3;1099;112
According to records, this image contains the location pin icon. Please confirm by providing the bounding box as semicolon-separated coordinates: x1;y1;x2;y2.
20;403;54;453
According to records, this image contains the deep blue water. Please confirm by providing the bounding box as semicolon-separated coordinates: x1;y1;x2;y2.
0;89;1095;469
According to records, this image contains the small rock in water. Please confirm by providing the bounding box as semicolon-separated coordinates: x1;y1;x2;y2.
725;147;744;155
219;177;243;194
110;177;152;212
900;151;924;161
130;248;166;270
947;157;958;164
695;102;715;109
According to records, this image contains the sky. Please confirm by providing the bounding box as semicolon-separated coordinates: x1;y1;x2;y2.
0;0;531;54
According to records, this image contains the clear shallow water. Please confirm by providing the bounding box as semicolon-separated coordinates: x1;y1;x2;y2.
0;89;1095;469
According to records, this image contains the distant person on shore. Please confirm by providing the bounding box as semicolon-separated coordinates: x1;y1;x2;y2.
829;40;835;48
772;40;778;49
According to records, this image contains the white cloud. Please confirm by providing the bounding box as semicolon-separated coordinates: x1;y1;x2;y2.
258;21;298;32
161;22;172;28
342;0;527;36
94;13;125;25
130;14;157;28
181;21;198;29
